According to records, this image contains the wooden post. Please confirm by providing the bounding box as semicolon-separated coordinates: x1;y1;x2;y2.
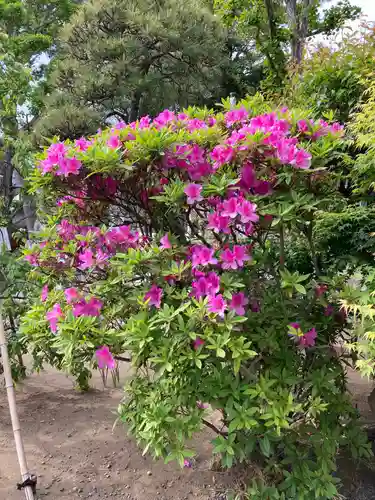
0;312;34;500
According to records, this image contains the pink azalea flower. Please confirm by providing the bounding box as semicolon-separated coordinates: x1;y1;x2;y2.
229;292;248;316
233;245;251;267
191;246;218;268
289;322;301;331
192;272;220;299
184;183;203;204
48;142;67;156
41;285;48;302
56;157;82;176
220;248;237;270
208;294;227;317
73;297;103;317
239;163;257;191
107;135;122;149
221;197;239;219
299;328;317;348
46;303;64;333
96;249;110;268
188;162;212;181
187;118;207;132
25;253;38;266
177;112;188;121
95;345;116;370
207;116;216;127
192;277;211;299
225;107;249;127
238;200;259;224
210;145;234;168
160;233;172;249
193;337;205;350
144;285;163;308
206;272;220;295
154;109;176;126
64;287;80;304
75;137;91;151
292;148;312;169
207;212;230;233
79;249;94;269
38;158;54;174
297;120;310;133
138;116;151;129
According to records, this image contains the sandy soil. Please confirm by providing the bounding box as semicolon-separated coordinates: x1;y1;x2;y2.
1;364;375;500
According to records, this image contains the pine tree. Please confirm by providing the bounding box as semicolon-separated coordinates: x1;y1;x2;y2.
36;0;228;139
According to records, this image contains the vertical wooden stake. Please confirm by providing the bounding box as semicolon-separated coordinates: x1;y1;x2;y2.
0;312;34;500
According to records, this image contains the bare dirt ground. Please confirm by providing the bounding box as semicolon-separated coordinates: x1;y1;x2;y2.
0;363;235;500
1;364;375;500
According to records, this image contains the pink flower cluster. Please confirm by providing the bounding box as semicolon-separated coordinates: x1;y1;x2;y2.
191;271;220;298
222;111;312;169
26;220;141;272
153;110;216;131
38;142;82;177
45;288;103;333
207;292;248;317
165;144;213;181
207;195;258;235
95;346;115;370
297;119;344;139
144;285;163;309
288;323;317;348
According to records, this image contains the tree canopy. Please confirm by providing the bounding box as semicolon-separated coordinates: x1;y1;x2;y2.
35;0;229;140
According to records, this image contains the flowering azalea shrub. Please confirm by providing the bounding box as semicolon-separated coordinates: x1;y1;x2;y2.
21;98;371;498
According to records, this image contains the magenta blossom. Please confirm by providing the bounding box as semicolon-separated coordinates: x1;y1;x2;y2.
220;248;237;270
75;137;91;151
220;245;250;270
73;297;103;317
96;249;110;268
238;200;259;224
184;459;192;468
208;294;226;317
25;253;38;266
107;135;121;149
221;197;239;219
64;287;80;304
95;346;116;370
207;212;230;233
144;285;163;308
229;292;248;316
184;183;203;205
160;233;172;250
191;246;218;268
233;245;251;267
192;271;220;299
41;285;48;302
79;249;94;270
193;337;205;350
225;107;249;127
299;328;317;348
56;157;82;176
46;303;64;333
211;145;234;168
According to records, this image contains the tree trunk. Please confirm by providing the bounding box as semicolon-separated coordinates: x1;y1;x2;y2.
285;0;312;65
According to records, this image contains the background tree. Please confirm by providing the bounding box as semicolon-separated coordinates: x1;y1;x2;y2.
35;0;229;140
214;0;361;90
